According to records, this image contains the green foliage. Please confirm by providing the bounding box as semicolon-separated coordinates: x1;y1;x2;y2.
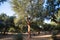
11;0;60;32
11;0;45;32
11;0;44;23
9;27;15;32
0;0;7;5
42;24;55;31
30;22;42;31
22;25;28;33
46;0;60;24
55;24;60;30
0;13;16;34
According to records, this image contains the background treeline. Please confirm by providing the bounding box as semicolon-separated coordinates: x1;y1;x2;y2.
0;0;60;34
0;13;60;34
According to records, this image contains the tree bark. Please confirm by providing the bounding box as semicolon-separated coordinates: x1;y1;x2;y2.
27;17;31;39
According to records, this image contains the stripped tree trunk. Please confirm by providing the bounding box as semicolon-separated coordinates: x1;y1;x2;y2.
27;17;31;39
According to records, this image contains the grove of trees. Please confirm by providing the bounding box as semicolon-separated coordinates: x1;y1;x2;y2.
0;0;60;35
11;0;60;32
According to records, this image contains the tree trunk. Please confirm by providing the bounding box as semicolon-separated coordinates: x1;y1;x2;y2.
28;24;31;38
37;31;40;35
27;17;31;39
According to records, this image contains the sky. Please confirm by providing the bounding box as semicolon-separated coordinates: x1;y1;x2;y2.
0;0;15;16
44;18;51;24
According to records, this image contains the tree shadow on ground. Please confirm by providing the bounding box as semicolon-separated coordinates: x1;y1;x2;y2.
0;33;23;40
0;34;15;39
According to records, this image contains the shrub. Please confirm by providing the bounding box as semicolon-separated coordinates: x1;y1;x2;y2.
51;30;58;40
15;33;23;40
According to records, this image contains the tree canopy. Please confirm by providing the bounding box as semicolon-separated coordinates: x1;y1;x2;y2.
11;0;60;32
0;0;7;5
0;13;16;34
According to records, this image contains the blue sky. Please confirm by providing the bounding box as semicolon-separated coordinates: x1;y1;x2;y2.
44;18;51;24
0;0;47;16
0;0;15;16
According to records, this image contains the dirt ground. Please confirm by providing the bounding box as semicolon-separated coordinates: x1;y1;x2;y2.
0;33;60;40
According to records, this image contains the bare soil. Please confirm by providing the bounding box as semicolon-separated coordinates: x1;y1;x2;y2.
0;33;60;40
